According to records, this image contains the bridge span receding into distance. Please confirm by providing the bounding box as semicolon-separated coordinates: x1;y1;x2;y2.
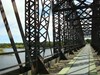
0;0;100;75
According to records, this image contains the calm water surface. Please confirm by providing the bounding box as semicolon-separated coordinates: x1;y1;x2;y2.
0;48;53;70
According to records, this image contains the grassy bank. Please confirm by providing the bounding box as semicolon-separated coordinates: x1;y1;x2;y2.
0;43;24;48
0;48;4;53
0;42;53;49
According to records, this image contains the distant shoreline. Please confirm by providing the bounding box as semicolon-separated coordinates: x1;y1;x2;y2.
0;42;53;49
0;43;24;48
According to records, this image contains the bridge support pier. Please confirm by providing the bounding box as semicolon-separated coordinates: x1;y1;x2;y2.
69;51;74;55
60;52;67;60
74;49;78;52
32;56;49;74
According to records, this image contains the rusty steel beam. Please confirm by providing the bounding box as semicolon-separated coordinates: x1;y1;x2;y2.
39;0;52;59
0;0;97;74
25;0;40;74
11;1;33;73
25;0;52;74
91;0;100;55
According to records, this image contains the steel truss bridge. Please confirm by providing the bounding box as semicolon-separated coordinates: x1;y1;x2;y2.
0;0;100;75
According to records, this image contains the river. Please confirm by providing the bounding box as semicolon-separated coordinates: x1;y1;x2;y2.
0;48;53;74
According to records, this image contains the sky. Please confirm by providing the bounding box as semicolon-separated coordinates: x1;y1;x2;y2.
0;0;53;43
0;0;25;43
0;0;93;43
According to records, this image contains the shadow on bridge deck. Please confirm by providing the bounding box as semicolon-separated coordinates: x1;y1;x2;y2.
58;44;97;75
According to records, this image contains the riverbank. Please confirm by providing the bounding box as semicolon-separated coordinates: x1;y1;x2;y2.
0;48;4;53
0;43;24;48
0;42;53;49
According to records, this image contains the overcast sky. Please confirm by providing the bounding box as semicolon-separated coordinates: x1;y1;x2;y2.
0;0;93;43
0;0;25;43
0;0;53;43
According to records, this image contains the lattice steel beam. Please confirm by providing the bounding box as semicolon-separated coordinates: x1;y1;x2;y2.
39;0;52;58
25;0;51;74
25;0;42;74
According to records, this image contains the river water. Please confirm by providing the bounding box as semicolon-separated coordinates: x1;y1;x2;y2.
0;48;53;73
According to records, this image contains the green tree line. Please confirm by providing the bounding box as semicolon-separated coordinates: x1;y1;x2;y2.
0;43;24;48
0;42;53;48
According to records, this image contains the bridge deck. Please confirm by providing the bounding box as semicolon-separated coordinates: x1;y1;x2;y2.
58;44;97;75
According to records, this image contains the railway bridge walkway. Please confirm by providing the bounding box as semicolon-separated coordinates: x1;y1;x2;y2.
0;0;100;75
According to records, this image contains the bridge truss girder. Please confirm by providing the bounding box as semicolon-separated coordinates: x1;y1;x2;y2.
1;0;100;75
91;0;100;55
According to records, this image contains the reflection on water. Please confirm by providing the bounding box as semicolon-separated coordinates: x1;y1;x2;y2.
0;48;25;69
0;48;53;70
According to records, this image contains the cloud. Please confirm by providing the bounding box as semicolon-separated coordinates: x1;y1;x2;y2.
0;0;53;43
0;0;24;43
